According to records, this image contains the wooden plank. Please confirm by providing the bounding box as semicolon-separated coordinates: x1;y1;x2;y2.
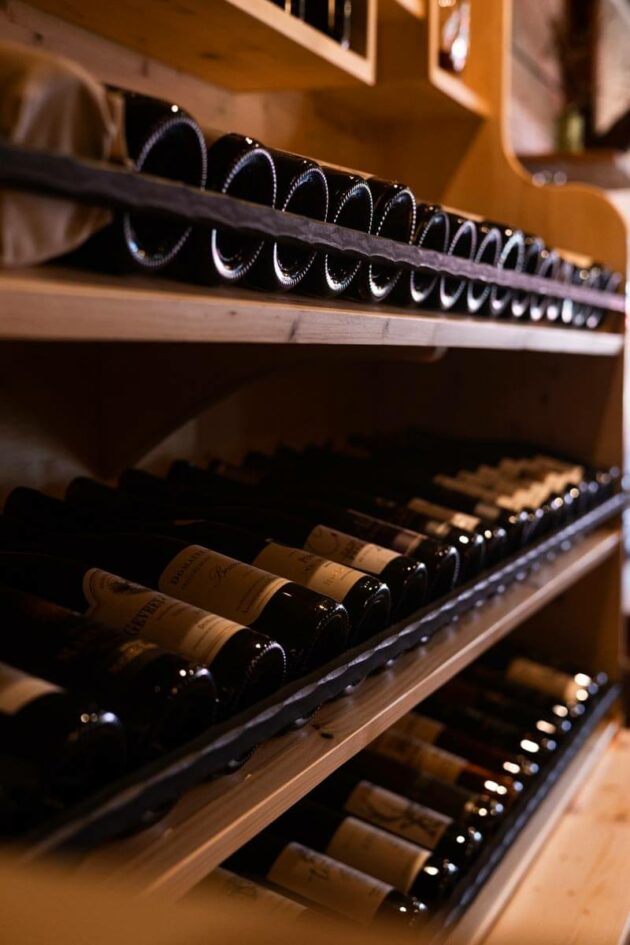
80;527;621;899
0;268;623;353
26;0;375;89
446;719;621;945
479;728;630;945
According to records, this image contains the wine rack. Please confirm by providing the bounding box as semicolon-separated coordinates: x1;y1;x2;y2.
1;0;629;943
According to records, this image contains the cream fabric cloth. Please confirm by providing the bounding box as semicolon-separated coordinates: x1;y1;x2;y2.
0;40;125;267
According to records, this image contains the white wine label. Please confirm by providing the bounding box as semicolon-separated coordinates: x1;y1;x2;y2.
407;496;481;532
83;568;245;665
507;657;582;702
0;662;62;715
158;546;289;624
456;472;531;511
254;542;363;602
345;781;452;850
326;817;431;895
304;525;398;575
372;731;467;784
393;713;445;744
267;842;391;923
534;455;584;484
204;868;307;920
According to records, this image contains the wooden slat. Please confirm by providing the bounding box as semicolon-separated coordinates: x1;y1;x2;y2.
80;526;621;899
0;268;623;353
26;0;375;89
479;728;630;945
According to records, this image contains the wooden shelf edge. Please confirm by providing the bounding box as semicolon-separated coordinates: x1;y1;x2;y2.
80;526;621;898
431;67;491;118
0;269;623;354
445;717;621;945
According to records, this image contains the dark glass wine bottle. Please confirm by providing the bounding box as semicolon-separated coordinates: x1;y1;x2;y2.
197;867;312;922
310;770;483;866
0;552;284;714
483;225;524;318
4;530;349;673
529;248;561;322
0;660;126;803
0;583;222;755
466;223;501;315
511;234;544;319
189;133;277;284
226;831;430;927
304;0;352;46
354;179;416;303
347;750;507;830
462;663;586;721
299;169;373;297
248;151;329;292
272;799;458;902
478;643;598;706
439;215;477;311
402;204;450;308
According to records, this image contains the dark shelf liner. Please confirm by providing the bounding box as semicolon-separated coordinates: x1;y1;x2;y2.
0;141;624;313
17;490;626;861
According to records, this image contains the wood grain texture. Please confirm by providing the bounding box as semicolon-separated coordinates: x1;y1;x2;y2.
80;527;620;898
0;268;623;351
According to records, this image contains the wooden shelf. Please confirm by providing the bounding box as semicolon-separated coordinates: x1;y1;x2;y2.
0;268;622;354
447;718;622;945
80;526;621;899
27;0;376;90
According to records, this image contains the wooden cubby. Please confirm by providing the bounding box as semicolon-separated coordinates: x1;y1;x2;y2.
0;0;629;942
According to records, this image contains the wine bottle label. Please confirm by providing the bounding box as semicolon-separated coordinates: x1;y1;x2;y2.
83;569;245;665
373;731;467;784
158;546;289;624
455;472;532;511
473;501;501;522
0;663;62;714
345;509;427;556
394;713;445;744
267;842;391;923
105;638;163;676
345;781;452;850
304;525;398;575
474;467;550;504
506;657;582;702
422;520;451;540
534;455;584;484
326;817;431;896
204;868;307;920
253;543;363;602
407;496;481;532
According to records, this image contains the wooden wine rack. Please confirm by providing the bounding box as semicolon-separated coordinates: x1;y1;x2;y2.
0;1;629;943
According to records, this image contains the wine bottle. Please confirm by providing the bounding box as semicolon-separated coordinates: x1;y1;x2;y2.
430;474;536;547
393;495;507;566
0;583;222;755
5;530;349;673
300;169;373;297
479;644;597;705
529;248;561;322
304;0;351;46
248;151;329;292
271;799;458;901
438;676;571;741
370;729;523;800
164;462;462;600
586;266;622;330
417;696;557;760
190;133;277;284
0;552;285;714
511;235;544;319
0;660;126;802
310;770;483;865
393;712;540;779
438;215;477;311
347;751;507;830
466;223;501;315
197;867;311;922
549;259;573;325
226;832;429;927
462;663;586;721
483;226;525;318
403;204;450;308
354;179;416;303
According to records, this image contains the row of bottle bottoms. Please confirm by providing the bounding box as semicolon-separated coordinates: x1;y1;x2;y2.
197;645;606;929
268;0;352;48
75;89;622;326
0;436;615;830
